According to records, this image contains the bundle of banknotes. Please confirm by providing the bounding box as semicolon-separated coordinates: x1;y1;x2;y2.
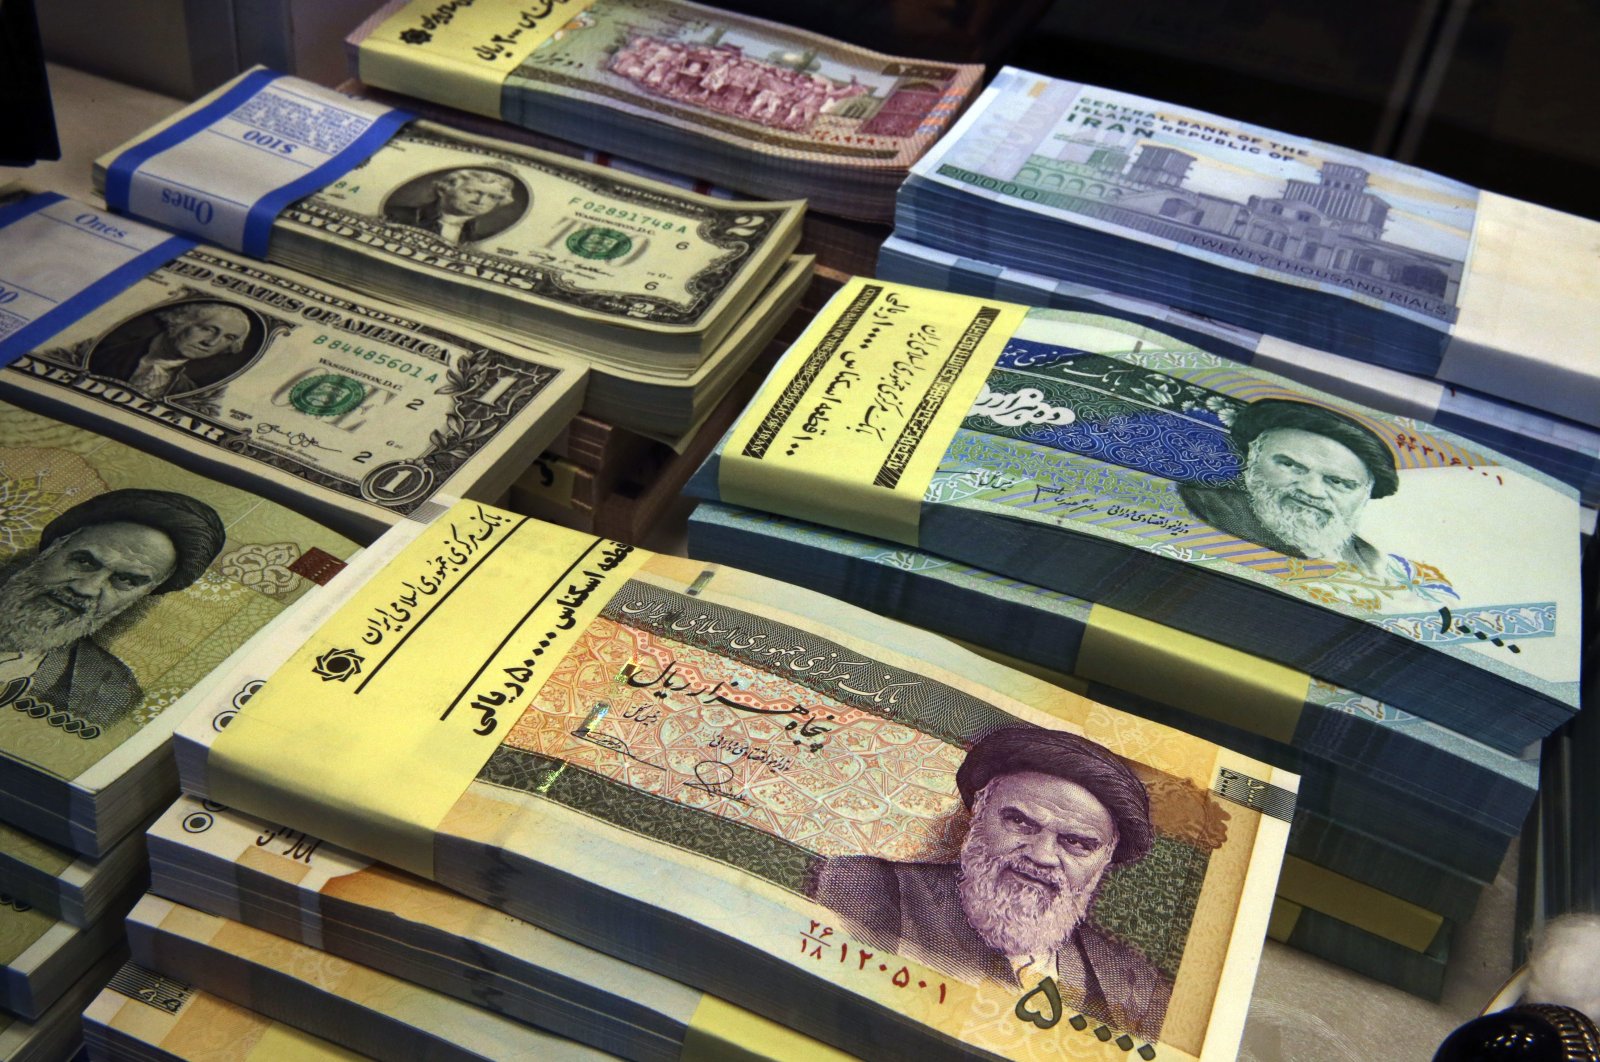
876;234;1600;508
90;82;813;441
345;78;892;280
0;402;357;858
1;188;585;542
2;948;122;1061
162;500;1296;1061
679;274;1587;996
142;795;844;1061
896;68;1600;430
682;502;1508;995
344;0;984;222
688;277;1582;753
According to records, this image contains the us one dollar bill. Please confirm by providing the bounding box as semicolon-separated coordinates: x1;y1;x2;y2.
177;502;1296;1062
149;794;850;1061
124;893;610;1061
2;198;585;540
94;107;804;364
0;402;357;856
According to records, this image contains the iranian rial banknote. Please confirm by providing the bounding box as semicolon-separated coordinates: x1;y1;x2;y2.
3;220;584;540
0;403;356;855
148;793;851;1061
124;894;610;1060
178;502;1296;1062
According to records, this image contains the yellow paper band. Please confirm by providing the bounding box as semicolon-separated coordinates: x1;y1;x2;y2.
1079;604;1309;746
1267;898;1302;943
683;992;854;1062
359;0;599;118
1276;856;1445;952
245;1022;362;1061
720;278;1027;546
210;502;645;878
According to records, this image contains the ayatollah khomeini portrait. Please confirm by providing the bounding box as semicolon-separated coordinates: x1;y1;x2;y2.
1179;398;1400;575
0;489;226;731
807;726;1171;1040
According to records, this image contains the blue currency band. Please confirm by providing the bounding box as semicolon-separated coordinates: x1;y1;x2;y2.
103;67;280;216
242;103;413;259
0;194;197;367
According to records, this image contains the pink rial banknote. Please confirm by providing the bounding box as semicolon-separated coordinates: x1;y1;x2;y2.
349;0;983;172
177;502;1296;1062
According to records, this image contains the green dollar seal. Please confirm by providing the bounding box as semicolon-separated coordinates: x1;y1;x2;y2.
290;374;366;417
565;226;633;261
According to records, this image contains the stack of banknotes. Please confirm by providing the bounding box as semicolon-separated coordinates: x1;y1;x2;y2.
896;68;1600;430
151;499;1295;1060
1;188;585;542
0;402;361;1050
90;82;813;441
2;949;122;1061
344;0;984;223
876;235;1600;509
345;78;892;280
681;276;1583;995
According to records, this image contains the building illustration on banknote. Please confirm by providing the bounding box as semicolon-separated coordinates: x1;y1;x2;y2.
1008;144;1465;321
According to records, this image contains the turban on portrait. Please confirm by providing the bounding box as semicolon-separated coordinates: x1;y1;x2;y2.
39;489;227;593
1230;398;1399;499
956;726;1154;866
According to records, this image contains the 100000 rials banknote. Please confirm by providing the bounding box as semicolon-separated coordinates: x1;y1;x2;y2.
178;503;1295;1062
0;403;356;854
2;224;583;540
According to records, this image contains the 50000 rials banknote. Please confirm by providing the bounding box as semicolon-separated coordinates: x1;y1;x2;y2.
177;503;1295;1062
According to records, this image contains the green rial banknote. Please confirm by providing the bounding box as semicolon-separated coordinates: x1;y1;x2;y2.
0;402;357;855
1;947;123;1060
94;104;805;365
696;278;1581;753
175;501;1296;1062
1;889;131;1020
2;191;584;542
125;894;611;1061
148;793;856;1061
0;812;152;927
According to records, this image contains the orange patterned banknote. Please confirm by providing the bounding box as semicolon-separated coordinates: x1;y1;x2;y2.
183;502;1296;1062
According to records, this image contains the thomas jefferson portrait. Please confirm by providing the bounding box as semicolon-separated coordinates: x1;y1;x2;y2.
807;727;1171;1040
1178;398;1399;575
0;489;226;731
381;167;528;246
88;300;263;399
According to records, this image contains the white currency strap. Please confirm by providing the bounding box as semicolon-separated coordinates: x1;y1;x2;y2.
105;69;410;257
0;193;196;363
